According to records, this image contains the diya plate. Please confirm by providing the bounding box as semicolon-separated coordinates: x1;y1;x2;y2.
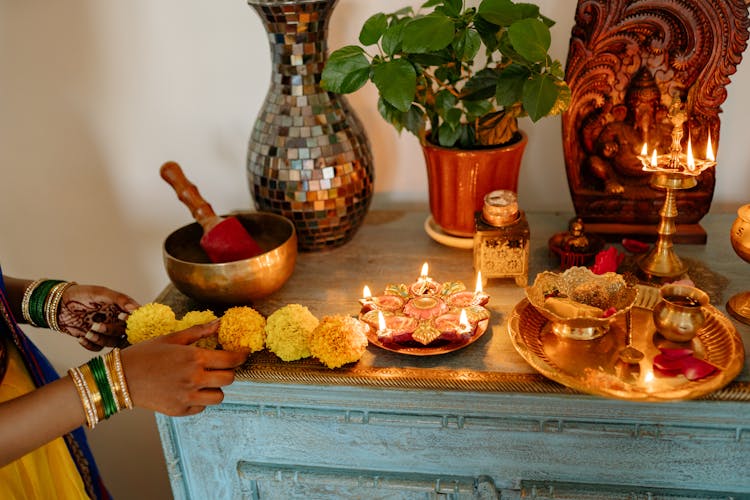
525;267;639;340
359;276;490;356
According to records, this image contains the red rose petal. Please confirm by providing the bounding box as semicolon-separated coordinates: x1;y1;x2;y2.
682;357;718;381
601;306;617;318
653;354;688;371
622;238;650;254
653;366;683;377
659;348;694;360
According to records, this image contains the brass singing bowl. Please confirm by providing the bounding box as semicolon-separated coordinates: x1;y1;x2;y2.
163;212;297;305
727;204;750;325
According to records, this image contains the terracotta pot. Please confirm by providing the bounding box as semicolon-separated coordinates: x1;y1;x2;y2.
422;131;528;237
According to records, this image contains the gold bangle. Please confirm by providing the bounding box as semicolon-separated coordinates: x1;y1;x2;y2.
45;281;76;333
21;279;46;326
68;366;98;429
110;348;133;410
78;363;105;423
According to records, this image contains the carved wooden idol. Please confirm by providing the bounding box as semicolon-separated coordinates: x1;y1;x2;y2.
562;0;750;242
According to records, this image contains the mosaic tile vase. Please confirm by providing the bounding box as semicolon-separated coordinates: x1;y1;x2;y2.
246;0;374;251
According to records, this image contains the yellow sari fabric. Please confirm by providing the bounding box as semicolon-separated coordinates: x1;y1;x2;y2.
0;337;88;499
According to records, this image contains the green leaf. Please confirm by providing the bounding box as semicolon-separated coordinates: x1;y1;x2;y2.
508;18;550;63
495;64;529;106
463;99;492;121
453;28;481;62
321;46;371;94
377;97;404;133
359;13;388;46
445;107;463;127
382;17;408;56
462;68;498;101
435;89;457;117
438;0;463;17
438;121;462;147
473;14;500;52
522;73;558;121
404;105;426;136
402;13;455;53
372;59;417;112
477;0;520;26
421;0;444;8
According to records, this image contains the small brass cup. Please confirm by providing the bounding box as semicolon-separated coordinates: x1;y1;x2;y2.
652;284;709;342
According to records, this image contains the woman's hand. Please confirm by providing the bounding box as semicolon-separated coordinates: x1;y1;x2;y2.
57;284;139;351
119;321;248;416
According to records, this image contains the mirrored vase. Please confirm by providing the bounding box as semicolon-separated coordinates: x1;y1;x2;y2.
246;0;374;251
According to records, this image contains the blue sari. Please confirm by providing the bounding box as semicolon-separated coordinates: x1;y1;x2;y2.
0;270;110;499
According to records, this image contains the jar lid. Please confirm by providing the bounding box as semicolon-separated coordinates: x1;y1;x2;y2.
482;190;519;226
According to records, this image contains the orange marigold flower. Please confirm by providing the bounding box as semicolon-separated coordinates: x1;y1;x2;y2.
309;315;369;369
218;306;266;352
178;310;219;350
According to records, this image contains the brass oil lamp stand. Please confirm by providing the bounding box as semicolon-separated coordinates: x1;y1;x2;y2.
637;96;715;280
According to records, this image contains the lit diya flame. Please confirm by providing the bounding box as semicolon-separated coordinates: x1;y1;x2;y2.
686;135;695;171
376;311;391;339
410;262;439;296
458;309;472;335
446;273;490;308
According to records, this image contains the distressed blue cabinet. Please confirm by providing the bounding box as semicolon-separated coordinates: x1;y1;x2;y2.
156;212;750;499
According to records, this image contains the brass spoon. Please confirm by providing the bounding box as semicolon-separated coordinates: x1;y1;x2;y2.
619;310;644;364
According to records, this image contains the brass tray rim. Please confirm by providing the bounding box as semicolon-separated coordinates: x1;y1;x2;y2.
508;288;746;402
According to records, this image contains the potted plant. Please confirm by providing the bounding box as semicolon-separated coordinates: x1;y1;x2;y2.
322;0;570;237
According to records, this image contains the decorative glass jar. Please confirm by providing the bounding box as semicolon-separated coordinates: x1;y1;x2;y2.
473;190;530;287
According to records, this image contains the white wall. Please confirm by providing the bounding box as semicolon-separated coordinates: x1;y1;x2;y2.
0;0;748;498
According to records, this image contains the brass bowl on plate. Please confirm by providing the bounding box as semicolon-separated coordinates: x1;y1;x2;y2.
163;212;297;304
525;266;639;340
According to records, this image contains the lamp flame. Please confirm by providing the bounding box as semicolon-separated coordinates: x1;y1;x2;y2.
420;262;429;278
706;131;715;162
458;309;471;333
377;311;386;331
686;135;696;171
641;142;648;156
650;149;658;168
475;272;483;294
362;285;371;299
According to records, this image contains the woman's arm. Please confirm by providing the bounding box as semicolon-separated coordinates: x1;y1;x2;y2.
0;321;248;467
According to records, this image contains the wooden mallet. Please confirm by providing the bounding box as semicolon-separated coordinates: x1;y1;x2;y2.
160;161;263;263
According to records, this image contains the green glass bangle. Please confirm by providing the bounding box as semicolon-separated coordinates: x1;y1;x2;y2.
28;280;63;328
88;356;118;419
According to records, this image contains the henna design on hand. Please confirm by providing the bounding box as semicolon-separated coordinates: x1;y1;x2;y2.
58;300;126;340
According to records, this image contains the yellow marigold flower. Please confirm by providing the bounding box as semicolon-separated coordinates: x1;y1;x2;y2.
265;304;319;361
218;306;266;352
309;315;369;369
178;310;219;350
126;303;177;344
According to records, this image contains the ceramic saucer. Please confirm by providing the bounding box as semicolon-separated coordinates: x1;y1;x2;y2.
423;215;474;250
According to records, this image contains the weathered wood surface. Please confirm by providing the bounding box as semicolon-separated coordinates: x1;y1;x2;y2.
157;210;750;499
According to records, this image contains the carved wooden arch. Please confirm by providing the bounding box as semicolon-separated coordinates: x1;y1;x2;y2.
562;0;749;240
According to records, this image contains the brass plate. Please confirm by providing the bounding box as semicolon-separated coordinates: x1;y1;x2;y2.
367;319;489;356
508;287;745;401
